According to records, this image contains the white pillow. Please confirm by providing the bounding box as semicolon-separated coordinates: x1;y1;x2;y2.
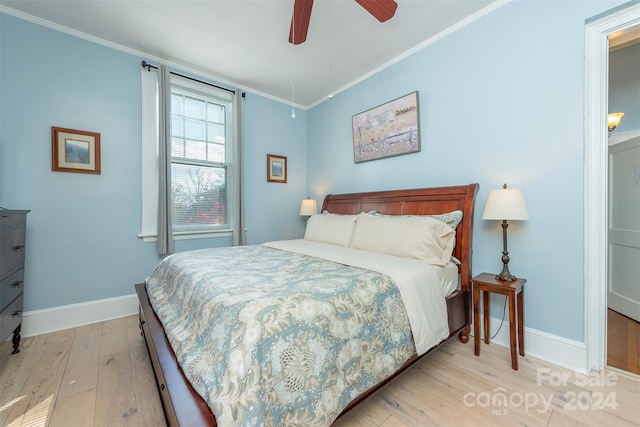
349;212;455;266
304;213;358;247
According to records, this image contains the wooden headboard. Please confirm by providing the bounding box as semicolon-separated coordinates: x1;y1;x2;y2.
321;184;479;291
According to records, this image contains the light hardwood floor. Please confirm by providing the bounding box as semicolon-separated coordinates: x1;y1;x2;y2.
1;315;638;427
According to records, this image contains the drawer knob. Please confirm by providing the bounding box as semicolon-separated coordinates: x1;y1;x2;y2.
12;310;22;317
13;245;25;252
12;280;23;288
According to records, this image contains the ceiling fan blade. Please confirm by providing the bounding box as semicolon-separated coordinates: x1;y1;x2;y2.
289;0;314;45
354;0;398;22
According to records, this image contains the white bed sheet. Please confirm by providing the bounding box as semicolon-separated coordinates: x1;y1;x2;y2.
263;239;452;355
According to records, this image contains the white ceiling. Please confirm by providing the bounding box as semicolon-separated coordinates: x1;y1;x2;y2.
0;0;502;107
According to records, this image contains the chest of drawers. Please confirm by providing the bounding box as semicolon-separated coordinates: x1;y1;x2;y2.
1;209;29;354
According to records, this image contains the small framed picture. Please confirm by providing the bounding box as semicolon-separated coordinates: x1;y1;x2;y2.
267;154;287;183
52;126;101;174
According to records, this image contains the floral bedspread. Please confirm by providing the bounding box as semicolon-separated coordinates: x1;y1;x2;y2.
146;245;419;427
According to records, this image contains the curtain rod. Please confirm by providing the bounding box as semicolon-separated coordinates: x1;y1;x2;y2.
141;61;235;95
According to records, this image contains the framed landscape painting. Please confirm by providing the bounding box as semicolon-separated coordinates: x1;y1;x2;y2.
52;127;101;174
267;154;287;183
352;91;420;163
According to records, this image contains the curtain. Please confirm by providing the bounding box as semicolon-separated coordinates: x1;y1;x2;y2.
157;64;174;255
232;90;245;246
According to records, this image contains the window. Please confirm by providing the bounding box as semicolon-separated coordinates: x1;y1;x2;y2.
140;69;238;241
170;86;231;231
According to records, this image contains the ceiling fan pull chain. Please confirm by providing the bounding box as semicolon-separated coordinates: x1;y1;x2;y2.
291;80;296;119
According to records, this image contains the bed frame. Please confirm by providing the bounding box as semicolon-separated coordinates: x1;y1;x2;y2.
135;183;479;426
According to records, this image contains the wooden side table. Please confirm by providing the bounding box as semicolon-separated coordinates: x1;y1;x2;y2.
472;272;527;370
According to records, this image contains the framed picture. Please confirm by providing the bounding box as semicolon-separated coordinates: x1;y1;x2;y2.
352;91;420;163
52;127;101;174
267;154;287;183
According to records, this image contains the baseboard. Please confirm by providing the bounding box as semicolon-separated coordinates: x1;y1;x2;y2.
21;293;138;338
471;316;588;373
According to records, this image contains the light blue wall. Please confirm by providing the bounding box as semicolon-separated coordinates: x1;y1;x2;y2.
0;14;307;311
242;94;309;244
609;42;640;133
307;0;626;342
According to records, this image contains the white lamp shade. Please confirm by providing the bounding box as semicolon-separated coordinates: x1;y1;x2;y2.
482;188;529;220
299;199;317;216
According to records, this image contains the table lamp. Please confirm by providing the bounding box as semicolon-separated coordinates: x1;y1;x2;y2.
482;184;529;281
299;198;317;217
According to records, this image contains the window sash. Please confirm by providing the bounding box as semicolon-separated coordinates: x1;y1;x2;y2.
170;85;231;231
171;159;229;231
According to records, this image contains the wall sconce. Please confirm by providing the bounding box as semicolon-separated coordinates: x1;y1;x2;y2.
299;198;317;217
607;112;624;134
482;184;529;281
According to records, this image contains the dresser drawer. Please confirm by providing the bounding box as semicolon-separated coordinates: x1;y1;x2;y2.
0;212;27;278
0;269;24;311
0;294;23;341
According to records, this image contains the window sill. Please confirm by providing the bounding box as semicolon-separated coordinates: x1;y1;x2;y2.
138;230;232;243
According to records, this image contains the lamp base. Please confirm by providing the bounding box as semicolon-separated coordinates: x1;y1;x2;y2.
496;221;517;281
495;264;517;282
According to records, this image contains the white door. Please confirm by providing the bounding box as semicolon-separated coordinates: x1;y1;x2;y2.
608;136;640;322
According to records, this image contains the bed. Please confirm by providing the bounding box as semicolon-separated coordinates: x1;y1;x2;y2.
135;183;479;426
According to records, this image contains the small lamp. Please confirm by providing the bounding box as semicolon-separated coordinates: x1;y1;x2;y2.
299;197;317;217
482;184;529;281
608;112;624;134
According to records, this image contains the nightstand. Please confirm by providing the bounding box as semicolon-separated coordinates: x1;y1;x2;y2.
472;272;527;370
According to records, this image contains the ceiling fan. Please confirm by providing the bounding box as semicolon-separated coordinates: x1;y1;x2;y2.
289;0;398;45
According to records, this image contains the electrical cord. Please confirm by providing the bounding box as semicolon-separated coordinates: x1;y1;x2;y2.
490;295;508;340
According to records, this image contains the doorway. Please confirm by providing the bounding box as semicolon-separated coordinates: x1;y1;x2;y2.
607;137;640;375
607;24;640;376
585;3;640;373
